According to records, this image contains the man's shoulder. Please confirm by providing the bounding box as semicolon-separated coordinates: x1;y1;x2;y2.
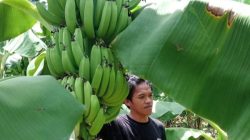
115;114;128;123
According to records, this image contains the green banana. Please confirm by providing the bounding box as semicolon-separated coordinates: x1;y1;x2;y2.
80;122;90;140
74;77;84;103
91;65;103;95
115;7;129;35
45;48;60;77
79;55;90;81
128;0;141;10
103;70;124;105
49;47;64;76
79;0;86;26
47;0;64;19
83;0;95;38
86;94;100;124
53;31;63;53
90;45;102;79
89;108;105;136
98;65;110;97
36;2;63;26
65;0;78;34
106;1;118;38
74;28;85;52
102;66;116;100
71;41;84;67
104;104;122;123
96;1;112;38
94;0;106;28
105;77;129;106
84;81;92;117
116;0;123;14
62;27;77;68
62;50;77;74
62;27;72;49
58;0;67;10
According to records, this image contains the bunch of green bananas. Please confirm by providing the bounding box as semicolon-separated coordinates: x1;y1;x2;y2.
46;27;129;139
36;0;141;42
37;0;141;139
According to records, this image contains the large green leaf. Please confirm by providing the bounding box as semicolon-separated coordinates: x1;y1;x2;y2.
0;0;51;42
0;76;84;140
0;0;36;41
113;0;250;139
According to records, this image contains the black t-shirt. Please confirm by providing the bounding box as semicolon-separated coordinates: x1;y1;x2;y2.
97;114;166;140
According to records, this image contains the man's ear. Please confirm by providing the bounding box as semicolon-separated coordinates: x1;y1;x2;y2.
124;99;131;108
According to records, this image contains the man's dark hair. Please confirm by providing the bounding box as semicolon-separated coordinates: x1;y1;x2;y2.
126;74;152;101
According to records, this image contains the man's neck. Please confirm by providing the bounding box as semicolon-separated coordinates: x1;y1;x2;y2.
129;112;149;123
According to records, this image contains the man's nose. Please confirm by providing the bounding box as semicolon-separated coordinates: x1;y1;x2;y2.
145;96;152;103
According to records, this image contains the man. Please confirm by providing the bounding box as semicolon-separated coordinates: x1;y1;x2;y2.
97;75;166;140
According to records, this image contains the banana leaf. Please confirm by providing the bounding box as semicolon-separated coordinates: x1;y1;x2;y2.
165;127;214;140
112;0;250;139
0;0;51;42
4;30;46;57
0;0;36;41
0;76;84;140
151;100;185;120
26;51;46;76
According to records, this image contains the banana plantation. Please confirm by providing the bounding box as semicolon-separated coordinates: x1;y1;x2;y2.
0;0;250;140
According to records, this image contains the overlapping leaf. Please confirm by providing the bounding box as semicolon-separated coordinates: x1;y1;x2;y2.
0;0;51;42
0;0;37;41
0;76;84;140
113;0;250;139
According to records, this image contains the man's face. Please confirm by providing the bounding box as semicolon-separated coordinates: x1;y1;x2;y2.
126;82;153;117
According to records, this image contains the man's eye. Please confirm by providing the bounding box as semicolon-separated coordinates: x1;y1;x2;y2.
138;96;144;99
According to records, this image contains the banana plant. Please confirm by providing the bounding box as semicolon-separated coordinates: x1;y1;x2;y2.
1;0;250;139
